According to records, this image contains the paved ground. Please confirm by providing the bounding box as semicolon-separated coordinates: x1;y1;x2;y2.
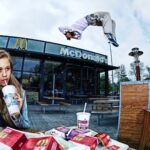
28;104;119;139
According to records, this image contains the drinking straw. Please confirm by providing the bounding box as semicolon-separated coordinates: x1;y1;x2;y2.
83;102;87;112
4;80;7;86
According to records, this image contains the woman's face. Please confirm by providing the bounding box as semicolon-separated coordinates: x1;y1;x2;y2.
0;57;11;86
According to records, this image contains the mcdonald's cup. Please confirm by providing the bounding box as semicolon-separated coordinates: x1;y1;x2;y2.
76;112;91;130
2;85;20;116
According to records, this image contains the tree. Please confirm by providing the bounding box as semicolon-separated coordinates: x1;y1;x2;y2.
114;64;130;82
114;64;130;95
129;62;144;80
99;72;111;96
144;66;150;80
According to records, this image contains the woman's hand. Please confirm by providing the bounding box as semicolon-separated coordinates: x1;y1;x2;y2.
15;92;23;110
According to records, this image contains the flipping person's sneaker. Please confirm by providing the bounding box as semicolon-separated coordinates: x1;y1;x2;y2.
105;33;119;47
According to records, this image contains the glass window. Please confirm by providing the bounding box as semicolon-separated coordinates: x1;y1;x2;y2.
82;68;88;80
0;36;8;48
45;43;62;55
8;37;44;52
66;67;81;96
13;71;21;82
23;58;40;73
28;40;44;52
8;37;17;49
99;72;106;96
82;68;95;95
22;72;40;91
8;37;28;50
44;61;61;73
12;56;23;71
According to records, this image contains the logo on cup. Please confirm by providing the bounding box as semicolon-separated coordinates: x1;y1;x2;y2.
77;119;88;130
4;93;18;108
76;112;91;130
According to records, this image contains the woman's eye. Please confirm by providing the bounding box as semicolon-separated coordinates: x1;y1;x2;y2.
6;67;10;71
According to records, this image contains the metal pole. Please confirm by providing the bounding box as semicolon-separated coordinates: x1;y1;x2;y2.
136;64;141;81
109;42;114;84
52;73;55;97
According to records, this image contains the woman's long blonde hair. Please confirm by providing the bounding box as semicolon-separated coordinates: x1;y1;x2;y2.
0;49;21;95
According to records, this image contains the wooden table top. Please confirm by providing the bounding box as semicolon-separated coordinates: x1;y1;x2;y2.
43;96;64;100
94;99;120;104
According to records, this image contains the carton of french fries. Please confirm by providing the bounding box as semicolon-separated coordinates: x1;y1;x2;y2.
21;136;63;150
70;134;98;150
0;127;27;150
0;127;63;150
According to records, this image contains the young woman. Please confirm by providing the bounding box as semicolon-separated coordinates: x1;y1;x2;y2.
0;49;30;129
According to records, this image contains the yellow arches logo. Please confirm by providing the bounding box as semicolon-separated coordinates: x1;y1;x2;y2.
13;38;28;50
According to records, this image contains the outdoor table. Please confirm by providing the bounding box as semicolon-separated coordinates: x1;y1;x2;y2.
88;97;109;101
93;99;120;108
0;126;131;149
21;126;129;149
43;96;64;104
71;95;88;104
88;97;109;103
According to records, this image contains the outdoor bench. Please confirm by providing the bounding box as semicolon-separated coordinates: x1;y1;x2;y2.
91;100;119;125
37;101;71;113
37;101;52;113
59;102;71;113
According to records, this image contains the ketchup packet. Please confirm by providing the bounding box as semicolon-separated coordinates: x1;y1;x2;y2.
94;133;110;146
102;145;120;150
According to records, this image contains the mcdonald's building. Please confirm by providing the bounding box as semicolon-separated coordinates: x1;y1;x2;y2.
0;35;118;103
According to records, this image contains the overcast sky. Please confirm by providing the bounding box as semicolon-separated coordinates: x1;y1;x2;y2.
0;0;150;77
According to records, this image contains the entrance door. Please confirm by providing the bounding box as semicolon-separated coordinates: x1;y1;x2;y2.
43;61;64;97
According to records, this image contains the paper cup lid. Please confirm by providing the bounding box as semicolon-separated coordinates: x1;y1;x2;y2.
2;85;16;94
76;112;91;116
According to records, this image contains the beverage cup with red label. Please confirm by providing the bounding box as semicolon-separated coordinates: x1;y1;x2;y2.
2;85;20;116
76;112;91;130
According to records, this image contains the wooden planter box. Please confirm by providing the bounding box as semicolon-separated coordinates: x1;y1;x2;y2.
118;81;150;149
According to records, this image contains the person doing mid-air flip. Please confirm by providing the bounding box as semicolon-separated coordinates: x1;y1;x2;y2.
58;11;119;47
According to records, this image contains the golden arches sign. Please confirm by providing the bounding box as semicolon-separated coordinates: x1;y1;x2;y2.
13;38;28;50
